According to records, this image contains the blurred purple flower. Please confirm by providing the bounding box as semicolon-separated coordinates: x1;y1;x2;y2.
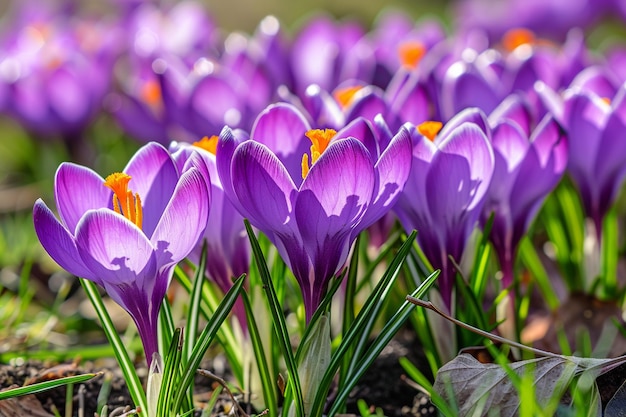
289;14;373;96
217;103;412;320
539;76;626;236
33;142;210;365
0;1;119;144
454;0;613;42
481;97;568;287
395;109;495;309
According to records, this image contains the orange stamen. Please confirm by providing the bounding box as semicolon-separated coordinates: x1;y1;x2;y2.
193;135;219;155
601;97;612;106
502;28;535;52
140;79;162;107
333;86;363;108
301;129;337;179
104;173;143;229
398;41;426;69
417;121;443;141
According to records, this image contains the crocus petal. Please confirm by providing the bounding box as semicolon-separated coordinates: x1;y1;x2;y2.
75;209;157;289
55;162;110;233
33;199;98;282
231;140;297;234
563;93;607;181
441;63;502;121
394;130;437;232
151;168;210;266
436;123;494;210
337;117;379;163
124;142;180;236
250;102;311;183
489;94;532;136
295;138;375;311
357;126;412;234
438;107;489;142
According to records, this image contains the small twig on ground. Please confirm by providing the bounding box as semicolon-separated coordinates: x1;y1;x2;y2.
196;369;250;417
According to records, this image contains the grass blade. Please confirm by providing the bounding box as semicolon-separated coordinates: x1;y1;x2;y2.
79;278;148;413
328;270;439;416
308;231;417;417
244;220;305;417
172;274;246;412
185;241;209;361
241;290;278;417
0;373;100;400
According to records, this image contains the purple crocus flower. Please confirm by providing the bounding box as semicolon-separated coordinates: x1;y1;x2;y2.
540;79;626;237
169;136;250;303
217;103;412;321
33;142;210;365
394;108;495;309
481;97;568;287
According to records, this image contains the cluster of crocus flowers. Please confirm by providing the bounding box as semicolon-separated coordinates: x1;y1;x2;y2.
25;0;626;374
33;143;210;365
216;103;412;321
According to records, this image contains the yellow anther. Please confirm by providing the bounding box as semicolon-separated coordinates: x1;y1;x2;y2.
417;121;443;141
301;129;337;179
104;172;143;229
193;135;219;155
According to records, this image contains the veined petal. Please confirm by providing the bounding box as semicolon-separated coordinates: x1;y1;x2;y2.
75;209;157;288
337;117;379;163
295;138;374;300
251;102;312;183
33;199;98;283
394;129;437;233
54;162;110;234
435;123;494;211
231;140;297;234
298;138;374;221
151;168;210;266
358;126;412;233
124;142;180;237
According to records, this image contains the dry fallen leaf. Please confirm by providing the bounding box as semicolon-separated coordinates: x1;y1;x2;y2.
433;352;626;416
0;386;54;417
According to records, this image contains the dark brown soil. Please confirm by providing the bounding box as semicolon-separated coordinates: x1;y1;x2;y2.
0;331;436;417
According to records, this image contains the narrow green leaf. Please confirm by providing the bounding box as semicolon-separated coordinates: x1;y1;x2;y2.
244;220;305;417
308;231;418;417
241;290;278;417
328;272;439;416
601;206;618;298
0;373;99;400
157;328;182;417
345;231;419;379
172;274;245;412
339;235;361;393
174;266;243;383
185;241;209;362
518;236;559;311
80;278;148;412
